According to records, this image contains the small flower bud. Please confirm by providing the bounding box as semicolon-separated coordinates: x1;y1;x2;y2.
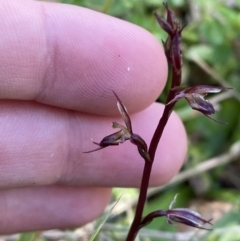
154;12;174;36
154;3;183;75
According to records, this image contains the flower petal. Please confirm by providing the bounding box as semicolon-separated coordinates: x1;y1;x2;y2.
185;93;215;115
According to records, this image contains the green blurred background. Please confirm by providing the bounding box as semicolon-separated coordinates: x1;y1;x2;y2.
15;0;240;241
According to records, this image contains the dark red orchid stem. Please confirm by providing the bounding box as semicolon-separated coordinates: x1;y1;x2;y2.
126;4;182;239
125;99;177;241
149;67;181;161
125;161;151;241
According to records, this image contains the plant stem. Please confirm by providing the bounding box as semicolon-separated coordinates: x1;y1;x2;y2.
125;101;176;241
125;161;152;241
126;4;182;239
125;34;182;240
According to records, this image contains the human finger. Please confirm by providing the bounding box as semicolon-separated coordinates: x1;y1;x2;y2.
0;101;187;188
0;185;111;234
0;0;167;116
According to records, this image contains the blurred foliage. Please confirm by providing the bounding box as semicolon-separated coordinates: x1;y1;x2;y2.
34;0;240;240
202;201;240;241
17;232;42;241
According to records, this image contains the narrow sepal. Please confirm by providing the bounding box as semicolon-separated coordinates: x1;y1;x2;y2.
113;91;132;133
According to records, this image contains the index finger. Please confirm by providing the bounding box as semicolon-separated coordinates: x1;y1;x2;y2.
0;0;167;115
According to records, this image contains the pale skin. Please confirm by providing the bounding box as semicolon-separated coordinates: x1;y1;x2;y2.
0;0;187;234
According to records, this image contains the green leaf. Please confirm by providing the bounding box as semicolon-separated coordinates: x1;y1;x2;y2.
89;196;121;241
199;17;225;45
17;232;41;241
185;45;214;62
